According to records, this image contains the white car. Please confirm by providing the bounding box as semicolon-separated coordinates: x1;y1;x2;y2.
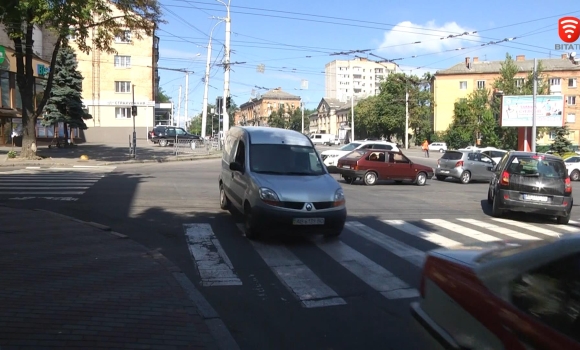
320;141;399;172
458;146;507;164
564;155;580;181
428;142;447;153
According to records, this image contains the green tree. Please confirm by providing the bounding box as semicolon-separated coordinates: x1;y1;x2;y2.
549;126;573;155
479;109;501;147
157;87;171;103
42;45;92;144
267;107;288;128
444;98;474;149
188;104;218;136
2;0;163;158
287;108;311;132
409;72;434;145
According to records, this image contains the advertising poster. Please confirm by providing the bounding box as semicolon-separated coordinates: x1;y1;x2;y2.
501;95;564;127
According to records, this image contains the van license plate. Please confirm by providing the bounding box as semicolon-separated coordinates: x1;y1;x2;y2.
293;218;325;225
523;194;548;202
342;165;350;169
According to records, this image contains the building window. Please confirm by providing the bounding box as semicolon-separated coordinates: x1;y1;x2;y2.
569;78;577;88
115;107;132;119
115;30;131;43
459;81;467;89
477;80;486;89
568;113;576;123
115;81;131;93
567;95;576;105
515;78;524;88
114;55;131;68
549;78;561;86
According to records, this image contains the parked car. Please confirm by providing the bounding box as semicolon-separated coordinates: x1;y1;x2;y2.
219;126;347;239
435;150;496;184
412;235;580;350
309;133;334;145
320;141;399;172
487;151;572;224
323;135;342;146
336;149;433;186
428;142;447;153
564;155;580;181
150;126;201;147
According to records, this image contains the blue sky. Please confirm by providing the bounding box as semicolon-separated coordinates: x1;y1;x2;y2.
156;0;580;124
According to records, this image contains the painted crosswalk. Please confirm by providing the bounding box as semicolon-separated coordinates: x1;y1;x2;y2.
0;166;117;201
183;216;580;309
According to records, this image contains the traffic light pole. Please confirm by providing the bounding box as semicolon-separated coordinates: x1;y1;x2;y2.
132;85;137;159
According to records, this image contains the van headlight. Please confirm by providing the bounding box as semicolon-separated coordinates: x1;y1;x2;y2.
333;188;345;207
259;187;280;206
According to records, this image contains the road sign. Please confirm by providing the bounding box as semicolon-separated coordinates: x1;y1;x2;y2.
0;46;6;64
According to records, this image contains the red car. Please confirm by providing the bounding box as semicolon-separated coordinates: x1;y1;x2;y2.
412;235;580;350
336;149;434;186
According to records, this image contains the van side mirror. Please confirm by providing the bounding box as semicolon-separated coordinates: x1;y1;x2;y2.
229;162;243;172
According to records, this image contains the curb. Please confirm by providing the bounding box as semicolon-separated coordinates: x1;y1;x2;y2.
0;152;223;168
32;208;239;350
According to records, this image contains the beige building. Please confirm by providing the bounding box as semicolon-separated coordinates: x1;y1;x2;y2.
236;88;301;126
311;98;357;140
434;54;580;146
68;11;160;143
325;57;398;101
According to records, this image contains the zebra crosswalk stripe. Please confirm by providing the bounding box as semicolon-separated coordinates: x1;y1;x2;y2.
423;219;502;242
491;218;562;237
456;218;540;240
381;220;461;247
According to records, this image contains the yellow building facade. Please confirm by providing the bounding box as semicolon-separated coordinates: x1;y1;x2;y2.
237;88;301;126
434;54;580;146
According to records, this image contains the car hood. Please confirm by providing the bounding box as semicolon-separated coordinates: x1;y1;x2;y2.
252;173;340;202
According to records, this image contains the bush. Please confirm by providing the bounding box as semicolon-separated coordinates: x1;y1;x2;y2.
7;151;16;158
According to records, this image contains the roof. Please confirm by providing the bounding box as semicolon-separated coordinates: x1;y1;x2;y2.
259;88;301;100
436;57;580;76
241;126;311;146
317;97;358;112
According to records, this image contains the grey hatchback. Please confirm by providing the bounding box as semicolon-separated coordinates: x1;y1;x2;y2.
435;150;495;184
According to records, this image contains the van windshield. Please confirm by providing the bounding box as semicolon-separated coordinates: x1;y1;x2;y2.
249;144;326;176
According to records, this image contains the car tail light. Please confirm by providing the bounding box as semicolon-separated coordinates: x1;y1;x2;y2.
500;171;510;185
565;177;572;193
454;160;463;167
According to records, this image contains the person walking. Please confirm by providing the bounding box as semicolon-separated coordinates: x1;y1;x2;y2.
422;139;430;158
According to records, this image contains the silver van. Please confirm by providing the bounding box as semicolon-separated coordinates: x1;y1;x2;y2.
219;126;347;239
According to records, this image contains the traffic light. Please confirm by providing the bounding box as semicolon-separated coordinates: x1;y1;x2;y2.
226;96;231;109
216;96;223;113
131;105;137;116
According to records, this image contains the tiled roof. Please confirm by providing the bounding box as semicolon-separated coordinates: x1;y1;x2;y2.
436;57;580;75
260;88;301;100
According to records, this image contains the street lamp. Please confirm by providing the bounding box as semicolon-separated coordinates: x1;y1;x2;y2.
201;19;224;139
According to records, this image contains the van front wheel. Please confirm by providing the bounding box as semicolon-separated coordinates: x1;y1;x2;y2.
244;204;260;239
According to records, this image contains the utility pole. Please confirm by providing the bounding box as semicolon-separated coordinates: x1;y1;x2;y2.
219;0;232;137
131;85;137;158
351;94;355;141
201;19;224;139
301;101;305;134
177;85;182;127
184;72;189;128
531;58;538;153
405;89;409;149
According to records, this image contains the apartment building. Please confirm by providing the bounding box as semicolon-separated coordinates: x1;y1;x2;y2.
434;54;580;147
324;57;398;102
68;8;160;143
236;88;301;126
0;26;58;145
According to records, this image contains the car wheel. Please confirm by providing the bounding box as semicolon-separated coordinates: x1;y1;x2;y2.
460;171;471;184
343;176;352;183
557;210;571;225
363;171;378;186
159;139;168;147
436;175;446;181
219;183;230;210
571;170;580;181
415;172;427;186
491;194;503;218
244;204;260;239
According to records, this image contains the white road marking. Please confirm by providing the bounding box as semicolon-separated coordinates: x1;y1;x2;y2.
457;219;540;240
345;221;426;268
382;220;461;247
545;224;580;233
423;219;502;242
491;218;561;237
184;223;242;287
236;224;346;308
310;236;419;299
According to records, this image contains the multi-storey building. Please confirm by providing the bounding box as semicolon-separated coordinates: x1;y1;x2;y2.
68;8;160;143
434;54;580;147
311;98;356;139
324;57;398;102
236;88;301;126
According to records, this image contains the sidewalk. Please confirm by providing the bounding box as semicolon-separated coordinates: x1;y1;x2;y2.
0;142;222;167
0;205;238;349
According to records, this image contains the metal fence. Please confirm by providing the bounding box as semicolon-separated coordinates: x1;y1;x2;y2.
173;138;220;156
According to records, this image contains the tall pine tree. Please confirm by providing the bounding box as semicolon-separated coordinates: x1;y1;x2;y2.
42;45;92;145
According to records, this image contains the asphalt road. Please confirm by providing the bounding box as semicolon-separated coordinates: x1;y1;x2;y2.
2;154;579;350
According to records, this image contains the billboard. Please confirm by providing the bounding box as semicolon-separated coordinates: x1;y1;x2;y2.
501;95;564;127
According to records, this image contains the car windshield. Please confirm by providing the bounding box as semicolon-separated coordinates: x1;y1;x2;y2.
339;143;360;151
249;144;325;176
506;157;567;179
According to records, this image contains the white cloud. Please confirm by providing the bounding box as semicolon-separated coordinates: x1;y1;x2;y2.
379;20;479;55
159;47;204;60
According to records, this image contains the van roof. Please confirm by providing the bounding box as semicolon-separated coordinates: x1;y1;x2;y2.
238;126;312;146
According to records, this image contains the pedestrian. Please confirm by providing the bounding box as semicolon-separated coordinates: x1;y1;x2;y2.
422;139;429;158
